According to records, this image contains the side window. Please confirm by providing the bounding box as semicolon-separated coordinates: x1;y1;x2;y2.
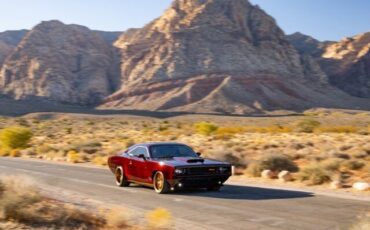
129;147;149;158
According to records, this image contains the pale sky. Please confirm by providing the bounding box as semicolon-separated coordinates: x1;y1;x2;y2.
0;0;369;41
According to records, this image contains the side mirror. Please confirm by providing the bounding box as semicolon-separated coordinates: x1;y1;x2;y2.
138;154;146;160
196;152;202;157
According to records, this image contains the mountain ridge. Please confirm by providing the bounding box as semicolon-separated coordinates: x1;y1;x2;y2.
0;0;369;115
288;31;370;98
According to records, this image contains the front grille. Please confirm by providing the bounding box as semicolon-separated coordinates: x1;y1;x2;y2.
187;167;220;175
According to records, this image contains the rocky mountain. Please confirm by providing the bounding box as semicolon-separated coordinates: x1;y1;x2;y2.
288;32;370;98
0;20;120;105
93;31;122;44
0;0;369;115
286;32;333;57
0;30;28;65
103;0;368;113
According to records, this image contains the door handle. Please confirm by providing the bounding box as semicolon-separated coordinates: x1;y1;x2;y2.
129;161;133;165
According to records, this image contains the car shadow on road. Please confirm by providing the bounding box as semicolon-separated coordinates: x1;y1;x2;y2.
169;184;314;200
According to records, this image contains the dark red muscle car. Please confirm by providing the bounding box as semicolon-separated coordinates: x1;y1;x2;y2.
108;142;232;194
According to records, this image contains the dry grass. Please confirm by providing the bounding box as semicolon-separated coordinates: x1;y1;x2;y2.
67;150;81;163
297;165;332;185
0;110;369;188
0;176;106;229
146;208;172;229
245;154;298;177
92;155;108;166
350;213;370;230
0;176;173;229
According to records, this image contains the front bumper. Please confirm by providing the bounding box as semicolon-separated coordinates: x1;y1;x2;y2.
168;175;231;189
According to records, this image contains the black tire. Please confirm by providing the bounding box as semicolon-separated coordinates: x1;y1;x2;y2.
153;171;170;194
207;185;221;191
115;166;130;187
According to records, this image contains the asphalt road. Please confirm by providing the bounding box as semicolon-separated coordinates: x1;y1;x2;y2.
0;158;368;230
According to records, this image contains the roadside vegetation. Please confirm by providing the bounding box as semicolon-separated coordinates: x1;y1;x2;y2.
0;109;369;191
0;176;173;229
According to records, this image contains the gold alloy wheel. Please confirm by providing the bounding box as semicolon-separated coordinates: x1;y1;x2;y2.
115;167;130;187
115;168;122;184
154;172;164;191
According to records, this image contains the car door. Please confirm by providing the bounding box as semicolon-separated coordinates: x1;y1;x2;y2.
126;147;141;179
135;147;151;183
128;147;148;182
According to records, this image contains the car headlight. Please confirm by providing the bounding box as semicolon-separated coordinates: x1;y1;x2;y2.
219;167;229;173
175;168;186;174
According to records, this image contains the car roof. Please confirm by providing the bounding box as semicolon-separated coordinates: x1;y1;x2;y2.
131;142;187;148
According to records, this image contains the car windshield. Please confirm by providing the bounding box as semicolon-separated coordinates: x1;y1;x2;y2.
150;145;198;158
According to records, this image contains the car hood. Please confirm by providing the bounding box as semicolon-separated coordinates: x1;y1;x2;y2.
152;157;230;167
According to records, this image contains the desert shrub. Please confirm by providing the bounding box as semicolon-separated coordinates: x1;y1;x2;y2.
65;127;73;134
146;207;172;229
319;158;344;171
92;156;108;166
316;126;359;133
295;119;321;133
194;122;218;136
69;140;102;154
263;125;292;133
245;155;298;177
0;148;10;157
0;176;42;222
245;162;264;177
0;126;32;150
222;153;245;167
215;127;244;138
351;150;368;159
340;160;365;171
103;208;129;229
328;150;351;159
244;126;292;133
297;165;331;185
0;176;106;229
258;155;298;172
67;150;81;163
36;144;54;155
9;149;21;157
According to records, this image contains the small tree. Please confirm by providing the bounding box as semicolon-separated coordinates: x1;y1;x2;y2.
194;122;218;136
0;127;32;150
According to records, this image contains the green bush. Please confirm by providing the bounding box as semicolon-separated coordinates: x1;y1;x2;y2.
298;165;331;185
295;119;321;133
194;122;218;136
0;127;32;150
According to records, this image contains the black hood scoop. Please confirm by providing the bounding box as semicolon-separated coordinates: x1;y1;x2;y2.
187;158;205;163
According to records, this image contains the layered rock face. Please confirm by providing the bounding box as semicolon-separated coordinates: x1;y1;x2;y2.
288;32;370;98
286;32;332;57
104;0;365;113
322;33;370;98
0;21;119;105
0;0;369;114
0;30;28;65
